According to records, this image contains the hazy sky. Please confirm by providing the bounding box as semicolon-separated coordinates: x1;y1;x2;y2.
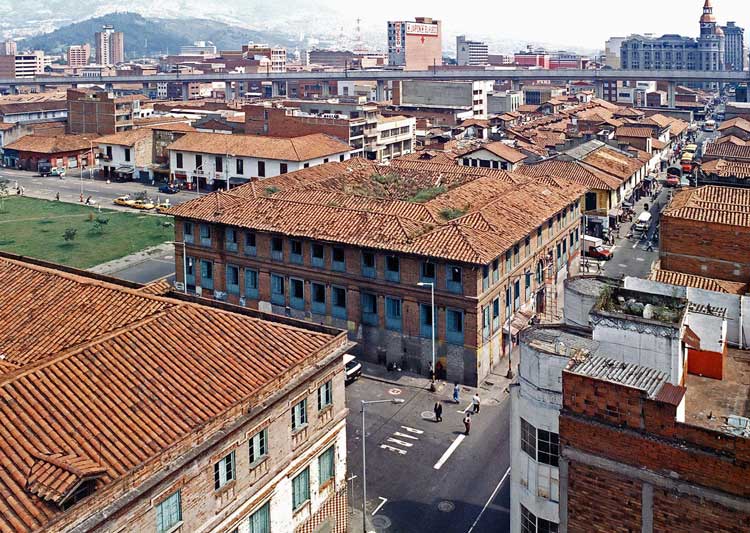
335;0;750;49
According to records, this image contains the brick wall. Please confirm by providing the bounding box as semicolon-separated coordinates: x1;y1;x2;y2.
660;215;750;283
245;106;351;143
652;488;750;533
566;462;642;533
295;487;347;533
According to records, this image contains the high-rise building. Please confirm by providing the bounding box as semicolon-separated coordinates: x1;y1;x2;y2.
604;37;626;68
722;21;745;71
387;17;442;71
13;51;45;78
67;44;91;67
0;40;16;56
621;0;725;73
456;35;488;66
242;43;287;72
95;25;124;66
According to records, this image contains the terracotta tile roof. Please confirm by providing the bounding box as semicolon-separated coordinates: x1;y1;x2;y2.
662;185;750;228
517;159;622;190
462;141;528;163
718;117;750;133
517;104;541;113
95;129;152;147
580;145;647;180
613;107;645;118
0;100;67;115
700;159;750;178
615;126;654;139
398;150;458;165
0;122;15;131
4;134;97;154
649;269;748;295
167;160;586;265
144;122;197;133
0;255;342;533
138;279;173;295
715;135;750;146
26;453;107;505
703;142;750;162
166;132;351;161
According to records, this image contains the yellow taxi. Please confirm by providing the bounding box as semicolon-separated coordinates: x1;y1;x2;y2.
113;195;136;207
131;199;156;210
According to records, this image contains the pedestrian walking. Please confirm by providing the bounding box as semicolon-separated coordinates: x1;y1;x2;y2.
453;382;460;404
646;240;654;252
19;186;24;196
472;393;481;414
55;192;60;201
434;401;443;422
463;413;472;435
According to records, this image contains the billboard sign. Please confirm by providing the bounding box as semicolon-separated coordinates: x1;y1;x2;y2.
406;22;438;36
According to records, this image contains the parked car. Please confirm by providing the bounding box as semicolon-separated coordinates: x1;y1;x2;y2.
49;167;66;178
344;354;362;384
155;200;171;213
113;195;136;207
584;236;613;261
159;184;180;194
37;161;51;177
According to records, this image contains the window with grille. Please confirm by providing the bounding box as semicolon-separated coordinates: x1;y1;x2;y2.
214;451;235;490
292;399;308;431
537;429;559;467
521;418;536;459
318;380;332;410
156;490;181;533
249;428;268;465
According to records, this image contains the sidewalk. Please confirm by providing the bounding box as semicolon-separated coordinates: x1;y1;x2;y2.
88;242;174;275
358;349;518;407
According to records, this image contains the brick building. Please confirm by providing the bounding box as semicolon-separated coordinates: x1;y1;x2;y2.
0;252;351;533
167;158;587;385
67;89;143;135
660;186;750;284
560;351;750;533
97;128;155;181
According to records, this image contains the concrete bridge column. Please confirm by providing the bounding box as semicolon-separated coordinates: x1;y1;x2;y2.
595;81;604;99
8;85;18;95
181;81;190;101
375;79;386;102
321;81;331;97
667;81;676;109
104;82;114;92
511;79;521;92
225;81;234;103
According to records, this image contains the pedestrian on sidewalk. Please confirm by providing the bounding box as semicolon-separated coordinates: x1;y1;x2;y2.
463;413;472;435
472;393;481;414
55;192;59;201
646;240;654;252
434;401;443;422
453;382;460;404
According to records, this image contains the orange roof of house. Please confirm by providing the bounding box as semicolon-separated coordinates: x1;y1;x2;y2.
0;254;343;532
718;117;750;133
700;158;750;178
0;122;15;131
662;185;750;228
167;158;586;265
580;145;647;179
703;142;750;161
615;126;654;139
95;128;153;147
649;269;748;295
166;132;350;161
4;134;97;154
462;141;528;163
517;158;622;191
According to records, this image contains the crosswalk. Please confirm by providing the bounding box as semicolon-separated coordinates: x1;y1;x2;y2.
380;425;423;455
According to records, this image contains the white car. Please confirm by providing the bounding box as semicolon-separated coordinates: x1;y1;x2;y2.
343;354;362;384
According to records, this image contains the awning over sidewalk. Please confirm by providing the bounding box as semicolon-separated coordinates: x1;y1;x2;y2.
115;166;134;174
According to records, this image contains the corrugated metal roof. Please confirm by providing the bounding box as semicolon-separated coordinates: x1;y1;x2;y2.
567;355;669;397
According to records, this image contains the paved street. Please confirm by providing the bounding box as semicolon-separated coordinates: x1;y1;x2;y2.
346;366;511;533
0;167;201;210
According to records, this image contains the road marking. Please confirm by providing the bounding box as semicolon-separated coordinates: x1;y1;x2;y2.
457;402;473;413
636;257;645;262
387;438;414;447
393;432;419;440
433;434;466;470
372;497;388;515
400;425;423;434
347;474;358;481
466;467;511;533
380;444;407;455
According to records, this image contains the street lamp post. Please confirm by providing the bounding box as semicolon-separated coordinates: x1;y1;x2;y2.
167;240;188;294
416;281;436;390
361;398;404;533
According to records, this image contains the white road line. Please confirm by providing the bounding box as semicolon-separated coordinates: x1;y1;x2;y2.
393;432;419;440
457;402;473;413
400;425;424;434
433;434;466;470
372;497;388;516
387;438;414;447
466;467;511;533
380;444;407;455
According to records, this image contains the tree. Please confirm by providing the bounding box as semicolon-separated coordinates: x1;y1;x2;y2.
63;228;77;242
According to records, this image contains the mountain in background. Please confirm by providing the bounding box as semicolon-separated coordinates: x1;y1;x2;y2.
18;12;302;57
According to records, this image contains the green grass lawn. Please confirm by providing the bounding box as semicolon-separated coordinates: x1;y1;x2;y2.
0;196;174;269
